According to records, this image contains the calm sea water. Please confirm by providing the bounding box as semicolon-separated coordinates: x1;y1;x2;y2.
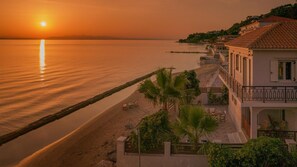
0;40;204;135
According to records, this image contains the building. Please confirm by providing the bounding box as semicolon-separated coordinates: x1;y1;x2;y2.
219;21;297;140
239;16;296;36
217;35;239;42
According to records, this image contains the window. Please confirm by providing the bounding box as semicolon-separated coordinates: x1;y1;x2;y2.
236;55;239;71
278;61;293;80
239;56;242;72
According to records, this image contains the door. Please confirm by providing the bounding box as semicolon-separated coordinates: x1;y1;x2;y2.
242;108;251;138
243;58;248;86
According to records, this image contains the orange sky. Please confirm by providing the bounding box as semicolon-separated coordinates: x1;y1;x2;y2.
0;0;295;39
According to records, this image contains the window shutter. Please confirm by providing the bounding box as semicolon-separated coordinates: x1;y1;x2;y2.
293;60;297;82
270;60;278;81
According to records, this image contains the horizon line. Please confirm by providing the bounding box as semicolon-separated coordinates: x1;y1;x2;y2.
0;36;177;41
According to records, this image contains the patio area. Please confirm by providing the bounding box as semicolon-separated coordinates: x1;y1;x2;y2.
199;105;243;143
256;108;297;142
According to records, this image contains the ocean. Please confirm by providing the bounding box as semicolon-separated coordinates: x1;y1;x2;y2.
0;40;205;136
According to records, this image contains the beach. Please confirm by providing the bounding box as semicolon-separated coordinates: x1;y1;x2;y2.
17;64;219;167
18;91;158;167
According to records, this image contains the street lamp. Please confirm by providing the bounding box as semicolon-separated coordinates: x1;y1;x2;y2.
137;128;141;167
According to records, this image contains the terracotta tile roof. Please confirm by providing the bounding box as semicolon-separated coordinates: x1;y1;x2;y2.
259;16;296;23
225;22;297;49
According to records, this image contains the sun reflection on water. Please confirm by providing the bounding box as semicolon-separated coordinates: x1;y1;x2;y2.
39;39;46;80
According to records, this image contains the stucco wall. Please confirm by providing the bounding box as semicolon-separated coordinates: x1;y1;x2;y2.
117;137;209;167
228;93;242;131
253;50;297;86
286;110;297;131
118;153;208;167
228;47;253;86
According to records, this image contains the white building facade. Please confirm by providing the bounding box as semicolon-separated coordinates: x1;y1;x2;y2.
219;22;297;140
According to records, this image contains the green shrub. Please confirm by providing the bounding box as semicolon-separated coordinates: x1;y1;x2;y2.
208;86;228;105
203;143;237;167
238;137;292;167
130;110;178;152
290;149;297;166
221;86;229;104
205;137;295;167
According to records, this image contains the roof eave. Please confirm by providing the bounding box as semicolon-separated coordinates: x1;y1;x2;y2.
225;44;248;49
251;48;297;51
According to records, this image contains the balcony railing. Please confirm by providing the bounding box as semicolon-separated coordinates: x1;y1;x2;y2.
242;86;297;103
219;66;297;103
258;130;297;141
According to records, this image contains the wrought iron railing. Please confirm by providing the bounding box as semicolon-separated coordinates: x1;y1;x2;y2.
219;66;243;100
219;66;297;103
242;86;297;103
258;130;297;141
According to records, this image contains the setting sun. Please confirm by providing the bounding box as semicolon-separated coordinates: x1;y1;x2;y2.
40;21;47;27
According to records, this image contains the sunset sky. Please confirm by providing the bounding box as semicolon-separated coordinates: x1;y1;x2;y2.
0;0;295;39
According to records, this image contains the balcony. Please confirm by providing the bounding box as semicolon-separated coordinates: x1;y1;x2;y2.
219;66;297;103
258;130;297;141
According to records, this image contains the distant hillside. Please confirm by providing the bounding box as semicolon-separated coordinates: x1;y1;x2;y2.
179;3;297;43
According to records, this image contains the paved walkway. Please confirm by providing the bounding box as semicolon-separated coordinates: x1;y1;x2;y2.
200;105;238;143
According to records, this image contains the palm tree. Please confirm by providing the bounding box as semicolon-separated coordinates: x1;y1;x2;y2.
138;68;187;111
183;70;201;105
173;105;218;148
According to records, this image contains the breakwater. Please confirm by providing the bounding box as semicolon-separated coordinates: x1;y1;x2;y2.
0;69;161;146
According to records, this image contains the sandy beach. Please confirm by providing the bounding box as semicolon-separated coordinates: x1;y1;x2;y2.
17;64;219;167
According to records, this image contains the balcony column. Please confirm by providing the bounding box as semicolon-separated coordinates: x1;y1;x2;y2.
250;107;260;139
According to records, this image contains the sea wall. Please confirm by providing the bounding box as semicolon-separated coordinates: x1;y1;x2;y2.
0;69;161;146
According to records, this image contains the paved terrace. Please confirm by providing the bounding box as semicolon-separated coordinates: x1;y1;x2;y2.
200;105;242;143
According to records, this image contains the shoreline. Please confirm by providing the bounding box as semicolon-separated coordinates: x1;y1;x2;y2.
16;64;219;167
0;84;139;167
0;70;160;146
18;90;156;167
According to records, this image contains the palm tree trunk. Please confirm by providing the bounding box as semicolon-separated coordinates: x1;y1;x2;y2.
195;131;199;150
163;102;167;111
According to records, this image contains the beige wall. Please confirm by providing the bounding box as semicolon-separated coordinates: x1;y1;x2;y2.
286;109;297;131
228;92;242;131
253;50;297;86
117;137;209;167
228;48;297;87
228;47;253;86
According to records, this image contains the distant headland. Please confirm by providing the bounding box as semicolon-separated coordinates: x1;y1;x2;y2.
179;3;297;43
